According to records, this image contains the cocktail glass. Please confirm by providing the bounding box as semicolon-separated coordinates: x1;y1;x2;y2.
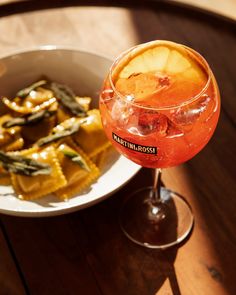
99;40;220;249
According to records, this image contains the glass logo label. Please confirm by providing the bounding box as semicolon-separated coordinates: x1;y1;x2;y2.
112;133;157;155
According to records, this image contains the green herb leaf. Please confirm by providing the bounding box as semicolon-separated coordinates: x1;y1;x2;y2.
16;80;47;98
3;110;56;128
62;148;90;172
50;82;87;117
62;149;78;158
0;151;51;176
71;156;90;172
36;120;82;147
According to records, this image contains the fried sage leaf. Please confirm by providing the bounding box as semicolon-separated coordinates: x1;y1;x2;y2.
3;110;56;128
62;148;90;172
16;80;47;98
50;82;87;117
36;120;82;147
0;151;51;176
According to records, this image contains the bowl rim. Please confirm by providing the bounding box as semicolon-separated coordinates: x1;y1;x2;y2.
0;44;113;63
0;169;141;217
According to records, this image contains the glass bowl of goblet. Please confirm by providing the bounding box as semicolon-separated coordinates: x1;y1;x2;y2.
99;40;220;249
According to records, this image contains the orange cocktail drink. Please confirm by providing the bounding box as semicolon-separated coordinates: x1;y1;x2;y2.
100;41;220;168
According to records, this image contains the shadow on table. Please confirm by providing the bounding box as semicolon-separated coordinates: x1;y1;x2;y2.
0;167;186;295
69;168;187;295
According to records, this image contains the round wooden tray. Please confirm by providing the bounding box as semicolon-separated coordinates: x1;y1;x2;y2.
0;1;235;295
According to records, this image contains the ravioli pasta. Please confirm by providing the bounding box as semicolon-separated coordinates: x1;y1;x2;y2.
0;80;111;200
73;109;111;158
55;138;100;200
11;146;67;200
0;115;24;151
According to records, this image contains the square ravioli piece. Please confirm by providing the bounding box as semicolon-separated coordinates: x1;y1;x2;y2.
90;145;112;170
73;109;110;158
0;114;24;151
55;139;100;200
0;166;11;185
11;146;67;200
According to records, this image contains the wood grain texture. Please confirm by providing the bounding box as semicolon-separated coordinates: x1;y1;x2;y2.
0;222;26;295
0;2;235;295
0;216;103;295
172;0;236;21
1;0;236;21
1;171;179;295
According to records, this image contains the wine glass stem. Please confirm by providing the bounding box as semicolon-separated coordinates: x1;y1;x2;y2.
152;168;162;204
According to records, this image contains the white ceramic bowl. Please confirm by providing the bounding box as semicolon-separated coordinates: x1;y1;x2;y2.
0;46;140;217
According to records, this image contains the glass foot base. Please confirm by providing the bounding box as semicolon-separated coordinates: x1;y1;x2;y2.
119;186;194;249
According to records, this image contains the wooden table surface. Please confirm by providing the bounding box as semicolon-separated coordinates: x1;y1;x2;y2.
0;1;235;295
